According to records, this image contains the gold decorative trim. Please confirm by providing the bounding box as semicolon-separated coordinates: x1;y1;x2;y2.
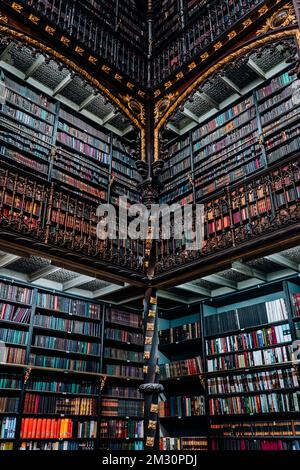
153;29;298;161
256;3;296;35
121;94;145;126
154;92;179;124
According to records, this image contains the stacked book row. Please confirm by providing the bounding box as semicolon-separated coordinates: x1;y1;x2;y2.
100;419;143;439
206;345;292;372
23;394;97;416
160;357;203;379
207;368;299;395
209;392;300;415
159;321;201;345
205;323;292;356
159;395;205;417
33;335;101;356
36;293;102;319
20;418;97;439
34;314;101;337
101;398;144;417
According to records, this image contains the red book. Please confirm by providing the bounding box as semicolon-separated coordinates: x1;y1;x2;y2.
36;418;42;439
27;418;34;439
41;418;47;438
31;418;38;439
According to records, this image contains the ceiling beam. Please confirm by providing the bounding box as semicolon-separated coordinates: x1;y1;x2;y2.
158;290;190;304
203;274;237;290
92;284;125;298
264;254;299;272
0;254;20;268
24;56;45;80
199;91;219;110
29;265;61;282
220;75;242;96
231;261;267;281
176;282;211;297
181;107;199;123
53;74;72;96
79;93;98;112
247;58;266;80
102;110;116;125
63;275;94;291
0;43;14;61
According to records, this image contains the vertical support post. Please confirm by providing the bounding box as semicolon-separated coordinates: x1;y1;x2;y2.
139;287;163;450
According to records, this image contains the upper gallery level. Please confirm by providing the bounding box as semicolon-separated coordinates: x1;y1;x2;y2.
0;0;280;89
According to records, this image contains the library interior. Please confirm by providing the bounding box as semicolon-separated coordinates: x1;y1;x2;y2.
0;0;300;454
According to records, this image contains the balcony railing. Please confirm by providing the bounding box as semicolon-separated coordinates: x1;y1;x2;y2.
1;155;300;280
17;0;148;85
0;167;147;275
155;154;300;274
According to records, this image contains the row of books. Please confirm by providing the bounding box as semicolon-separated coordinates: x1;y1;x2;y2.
23;394;97;416
103;364;143;378
52;169;107;201
256;71;294;101
193;121;257;164
2;347;26;365
57;132;109;164
159;437;208;451
0;442;13;450
106;309;142;329
159;321;201;345
207;345;292;373
105;328;143;345
59;109;110;144
33;335;101;356
209;392;300;415
99;419;143;438
160;357;203;379
20;418;97;439
0;417;16;439
267;135;300;165
205;324;292;356
194;112;256;153
0;282;32;305
54;150;108;186
204;299;288;336
211;439;300;450
34;314;102;337
259;84;292;115
2;194;42;218
101;398;144;417
2;105;54;137
0;303;32;324
210;420;300;437
0;374;22;390
0;397;19;413
57;121;110;155
29;353;100;373
0;328;28;346
20;440;95;450
192;99;254;142
159;396;205;417
26;379;98;395
6;90;55;124
4;76;56;113
103;386;142;399
36;293;102;319
104;346;143;364
207;368;299;395
0;146;49;176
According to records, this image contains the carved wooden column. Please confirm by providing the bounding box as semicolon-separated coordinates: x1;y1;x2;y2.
139;287;163;450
